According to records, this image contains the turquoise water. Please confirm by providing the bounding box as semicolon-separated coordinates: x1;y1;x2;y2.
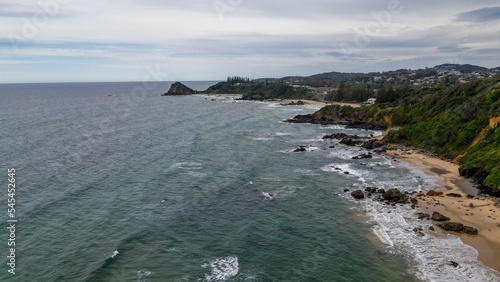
0;82;498;281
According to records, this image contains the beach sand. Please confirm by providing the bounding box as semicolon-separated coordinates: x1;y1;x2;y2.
386;148;500;272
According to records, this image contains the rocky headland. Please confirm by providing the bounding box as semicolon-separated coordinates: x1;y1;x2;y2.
284;104;387;130
161;82;196;96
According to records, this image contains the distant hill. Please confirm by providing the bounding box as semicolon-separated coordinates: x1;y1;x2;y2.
433;63;490;72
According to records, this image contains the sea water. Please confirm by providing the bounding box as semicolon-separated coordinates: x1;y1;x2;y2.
0;82;499;281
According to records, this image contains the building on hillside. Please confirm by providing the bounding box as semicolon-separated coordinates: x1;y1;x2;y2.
364;98;376;105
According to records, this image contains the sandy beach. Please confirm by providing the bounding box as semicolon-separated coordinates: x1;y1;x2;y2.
386;148;500;272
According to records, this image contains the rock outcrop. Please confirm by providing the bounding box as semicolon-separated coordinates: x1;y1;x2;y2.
383;188;409;203
438;222;478;235
162;82;196;96
351;190;365;199
284;105;387;130
431;212;450;221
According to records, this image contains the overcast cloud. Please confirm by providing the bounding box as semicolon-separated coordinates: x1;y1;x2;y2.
1;0;500;82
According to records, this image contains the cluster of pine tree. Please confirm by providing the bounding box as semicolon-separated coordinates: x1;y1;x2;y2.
226;76;251;84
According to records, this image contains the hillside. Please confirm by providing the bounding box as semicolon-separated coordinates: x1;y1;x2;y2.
204;80;317;100
289;78;500;195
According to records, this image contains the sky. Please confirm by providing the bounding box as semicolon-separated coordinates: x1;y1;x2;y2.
1;0;500;83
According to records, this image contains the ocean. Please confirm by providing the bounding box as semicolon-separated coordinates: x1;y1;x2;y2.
0;82;499;281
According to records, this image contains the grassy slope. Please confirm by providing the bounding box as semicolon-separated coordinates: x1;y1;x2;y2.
384;78;500;190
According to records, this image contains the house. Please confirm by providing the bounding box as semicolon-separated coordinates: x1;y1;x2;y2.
364;98;376;105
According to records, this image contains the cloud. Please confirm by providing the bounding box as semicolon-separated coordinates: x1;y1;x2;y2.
0;0;499;82
455;7;500;22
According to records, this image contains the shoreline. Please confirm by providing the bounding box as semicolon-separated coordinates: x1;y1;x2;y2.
385;147;500;272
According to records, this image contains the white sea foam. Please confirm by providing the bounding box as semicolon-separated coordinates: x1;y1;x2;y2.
344;164;500;282
321;163;367;183
371;225;393;247
252;137;274;141
111;250;119;259
319;125;347;130
274;132;291;136
137;270;153;282
171;162;203;170
186;171;207;178
294;168;318;176
200;257;239;282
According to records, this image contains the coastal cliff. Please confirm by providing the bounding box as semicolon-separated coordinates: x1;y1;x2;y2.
162;82;196;96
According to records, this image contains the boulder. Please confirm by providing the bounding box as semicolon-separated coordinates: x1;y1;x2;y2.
282;100;307;106
383;188;409;203
427;190;444;196
365;187;378;193
340;138;362;146
432;212;450;221
352;153;373;160
293;146;307;152
322;133;358;140
351;190;365;199
438;222;478;235
361;140;384;150
446;193;463;198
416;212;431;220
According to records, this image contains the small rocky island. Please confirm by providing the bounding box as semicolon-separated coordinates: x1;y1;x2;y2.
161;82;196;96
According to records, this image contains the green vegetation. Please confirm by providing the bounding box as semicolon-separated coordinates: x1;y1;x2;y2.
311;78;500;193
383;79;500;192
204;81;317;100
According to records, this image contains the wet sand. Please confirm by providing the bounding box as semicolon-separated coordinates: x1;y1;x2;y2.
386;148;500;272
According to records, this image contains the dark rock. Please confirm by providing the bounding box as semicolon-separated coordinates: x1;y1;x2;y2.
427;190;443;196
329;146;335;148
467;195;475;199
438;222;478;235
446;193;463;198
352;153;373;160
438;222;463;231
361;140;384;150
162;82;196;96
462;226;479;235
413;227;423;232
322;133;359;140
416;212;431;220
365;187;378;193
429;226;435;231
340;138;362;146
377;189;386;194
282;100;307;106
293;146;307;152
410;198;418;205
432;212;450;221
344;171;350;175
448;261;459;268
351;190;365;200
383;188;409;203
